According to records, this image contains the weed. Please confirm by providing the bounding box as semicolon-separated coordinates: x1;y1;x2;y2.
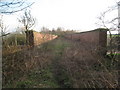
3;37;118;88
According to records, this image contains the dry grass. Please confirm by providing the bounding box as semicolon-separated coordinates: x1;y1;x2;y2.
59;40;118;88
2;37;118;88
2;45;28;55
2;45;54;87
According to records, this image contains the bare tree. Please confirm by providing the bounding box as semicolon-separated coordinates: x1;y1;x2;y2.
96;3;120;87
0;0;34;14
18;10;36;46
0;15;10;45
18;10;36;31
96;2;119;57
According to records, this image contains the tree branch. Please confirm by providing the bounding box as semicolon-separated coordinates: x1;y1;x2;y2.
0;0;34;14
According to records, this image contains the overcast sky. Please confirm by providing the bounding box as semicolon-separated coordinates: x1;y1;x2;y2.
1;0;119;33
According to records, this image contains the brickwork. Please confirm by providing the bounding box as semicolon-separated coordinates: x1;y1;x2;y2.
25;30;34;46
64;29;107;55
25;29;107;54
25;30;58;46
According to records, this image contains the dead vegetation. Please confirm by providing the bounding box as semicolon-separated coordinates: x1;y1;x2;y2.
2;36;119;88
60;40;118;88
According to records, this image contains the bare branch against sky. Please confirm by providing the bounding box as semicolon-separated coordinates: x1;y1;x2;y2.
0;0;119;32
18;10;36;31
0;0;34;14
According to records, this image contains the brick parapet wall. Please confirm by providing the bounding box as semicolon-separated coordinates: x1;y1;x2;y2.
64;29;107;55
33;32;57;45
25;31;58;46
25;31;34;46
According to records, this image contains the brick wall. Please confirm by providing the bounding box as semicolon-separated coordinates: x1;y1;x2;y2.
25;30;58;46
64;29;107;55
25;30;34;46
25;29;107;54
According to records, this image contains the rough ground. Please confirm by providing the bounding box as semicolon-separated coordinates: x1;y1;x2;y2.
2;37;118;88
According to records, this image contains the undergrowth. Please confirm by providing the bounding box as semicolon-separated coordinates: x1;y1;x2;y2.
2;37;119;88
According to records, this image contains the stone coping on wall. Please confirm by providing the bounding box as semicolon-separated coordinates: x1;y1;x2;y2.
65;28;108;35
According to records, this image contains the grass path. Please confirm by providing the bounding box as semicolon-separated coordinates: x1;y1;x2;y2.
3;37;72;88
3;37;118;88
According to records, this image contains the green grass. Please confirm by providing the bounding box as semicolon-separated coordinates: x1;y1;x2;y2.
27;67;60;88
5;67;60;88
107;53;120;56
107;34;120;38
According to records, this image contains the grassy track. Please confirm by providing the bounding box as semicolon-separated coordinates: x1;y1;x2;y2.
3;37;118;88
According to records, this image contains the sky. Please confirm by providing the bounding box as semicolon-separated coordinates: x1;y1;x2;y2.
1;0;119;33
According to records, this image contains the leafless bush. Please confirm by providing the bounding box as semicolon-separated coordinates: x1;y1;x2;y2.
2;45;53;87
59;41;118;88
2;36;118;88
